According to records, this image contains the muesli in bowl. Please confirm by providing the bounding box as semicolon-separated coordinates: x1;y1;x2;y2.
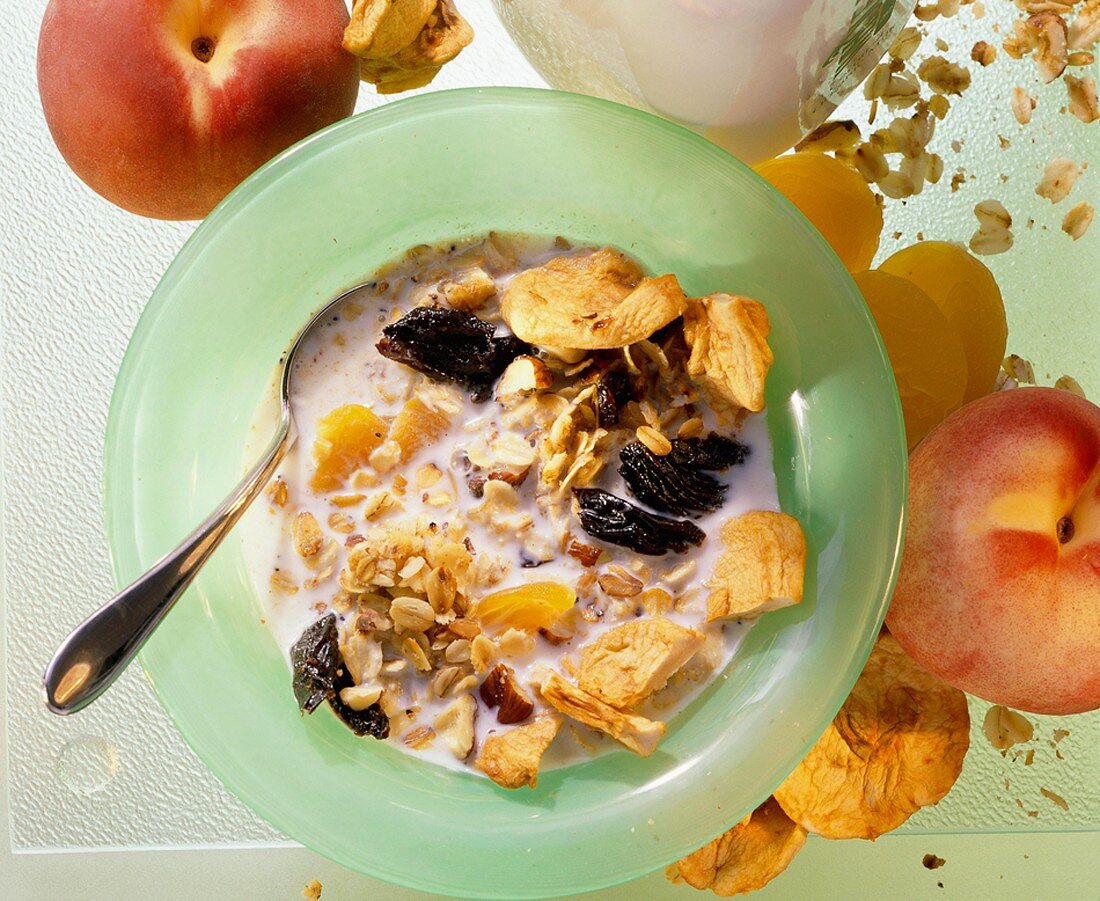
244;232;806;788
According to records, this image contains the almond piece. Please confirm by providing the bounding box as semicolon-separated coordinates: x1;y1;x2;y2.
480;663;535;724
495;355;554;402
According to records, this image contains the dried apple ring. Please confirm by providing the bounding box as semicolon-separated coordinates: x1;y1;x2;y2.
773;632;970;840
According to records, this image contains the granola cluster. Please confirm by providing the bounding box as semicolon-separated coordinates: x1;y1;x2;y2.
269;235;806;789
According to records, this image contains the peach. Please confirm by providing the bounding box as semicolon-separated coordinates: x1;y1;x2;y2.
37;0;360;220
887;387;1100;715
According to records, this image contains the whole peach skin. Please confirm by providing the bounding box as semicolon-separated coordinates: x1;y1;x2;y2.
38;0;360;220
887;387;1100;715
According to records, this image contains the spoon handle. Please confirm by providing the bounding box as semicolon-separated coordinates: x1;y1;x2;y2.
43;417;293;715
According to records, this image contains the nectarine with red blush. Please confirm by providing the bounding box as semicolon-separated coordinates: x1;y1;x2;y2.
887;387;1100;715
38;0;360;219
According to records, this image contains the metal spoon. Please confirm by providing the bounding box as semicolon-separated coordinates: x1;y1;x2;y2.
43;287;360;714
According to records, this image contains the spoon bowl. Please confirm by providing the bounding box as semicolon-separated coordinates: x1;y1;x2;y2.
42;288;360;714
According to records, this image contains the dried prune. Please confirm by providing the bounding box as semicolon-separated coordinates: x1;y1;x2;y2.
329;666;390;739
377;305;529;402
618;434;749;516
291;614;340;713
619;443;725;516
672;434;750;471
573;488;705;555
596;370;633;426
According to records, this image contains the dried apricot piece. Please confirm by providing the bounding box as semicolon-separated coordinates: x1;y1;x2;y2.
668;797;807;896
309;404;388;493
854;270;968;450
754;152;883;272
371;396;452;473
773;632;970;840
473;581;576;633
879;242;1007;402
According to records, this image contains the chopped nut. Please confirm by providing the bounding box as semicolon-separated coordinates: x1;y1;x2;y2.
597;566;644;598
1012;86;1037;124
1036;157;1081;203
495;355;554;402
567;539;601;567
1066;75;1100;122
480;663;535;723
475;716;561;789
339;682;383;710
540;671;665;755
577;617;704;708
341;629;383;684
291;511;324;557
440;266;496;311
1029;11;1070;82
971;40;997;65
498;627;536;658
1062;201;1095;239
434;693;477;760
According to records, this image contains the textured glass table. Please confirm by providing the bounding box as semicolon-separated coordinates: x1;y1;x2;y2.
2;0;1097;897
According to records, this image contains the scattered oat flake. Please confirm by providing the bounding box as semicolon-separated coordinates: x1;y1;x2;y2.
1053;728;1070;743
1055;375;1087;397
301;880;323;901
983;705;1035;750
1036;157;1081;203
1039;787;1069;811
1062;201;1094;239
923;854;946;870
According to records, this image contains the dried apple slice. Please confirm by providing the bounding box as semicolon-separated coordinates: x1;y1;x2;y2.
668;797;807;896
773;632;970;839
501;248;687;349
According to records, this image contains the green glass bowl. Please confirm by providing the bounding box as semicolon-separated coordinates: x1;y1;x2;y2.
103;88;906;898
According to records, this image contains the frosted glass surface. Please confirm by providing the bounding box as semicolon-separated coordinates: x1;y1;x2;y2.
3;0;1096;854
